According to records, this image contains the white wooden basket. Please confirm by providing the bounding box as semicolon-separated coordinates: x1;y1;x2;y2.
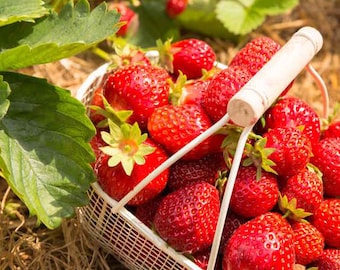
77;27;325;270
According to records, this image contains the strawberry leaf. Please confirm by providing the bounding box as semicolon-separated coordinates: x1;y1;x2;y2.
0;0;120;70
216;0;298;35
0;72;96;229
0;78;10;120
0;0;48;27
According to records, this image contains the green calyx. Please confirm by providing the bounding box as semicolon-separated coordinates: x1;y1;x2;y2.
278;193;312;223
99;120;155;176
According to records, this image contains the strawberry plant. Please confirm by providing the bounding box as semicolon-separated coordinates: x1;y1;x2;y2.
0;0;121;229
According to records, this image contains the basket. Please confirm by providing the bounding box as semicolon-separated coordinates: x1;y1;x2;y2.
77;27;326;270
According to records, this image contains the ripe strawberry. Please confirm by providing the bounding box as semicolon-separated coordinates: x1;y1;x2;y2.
147;103;223;160
280;167;323;215
317;249;340;270
161;38;216;80
310;137;340;197
223;212;295;270
167;152;226;191
109;2;138;37
201;65;252;123
103;64;170;129
291;221;324;265
230;165;279;218
154;182;220;254
261;96;321;145
263;126;313;178
312;198;340;249
229;36;281;76
165;0;188;18
94;122;169;206
322;120;340;139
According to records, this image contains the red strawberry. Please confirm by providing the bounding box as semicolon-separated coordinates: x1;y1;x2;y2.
230;165;279;218
317;249;340;270
154;182;220;254
167;152;226;191
263;126;313;178
223;212;295;270
262;96;321;145
94;122;169;206
291;221;324;265
163;38;216;80
147;103;223;160
229;36;281;76
280;167;323;215
165;0;188;18
312;198;340;249
310;137;340;197
103;64;170;129
109;2;138;37
322;120;340;139
201;66;252;123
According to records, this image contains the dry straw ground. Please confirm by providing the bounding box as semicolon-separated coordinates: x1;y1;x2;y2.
1;0;339;269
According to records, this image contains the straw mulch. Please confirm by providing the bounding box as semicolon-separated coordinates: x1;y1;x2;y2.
1;0;339;269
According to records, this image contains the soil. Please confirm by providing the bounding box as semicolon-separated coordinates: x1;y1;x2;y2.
1;0;339;269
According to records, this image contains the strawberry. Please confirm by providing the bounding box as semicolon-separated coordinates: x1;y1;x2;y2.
310;137;340;197
165;0;188;18
312;198;340;249
94;121;169;206
147;103;223;160
261;96;321;145
263;126;313;178
223;212;295;270
201;65;252;123
103;64;170;129
167;152;226;191
291;221;324;265
229;36;281;76
230;165;279;218
280;167;323;215
154;182;220;254
322;120;340;139
109;2;138;37
317;249;340;270
160;38;216;80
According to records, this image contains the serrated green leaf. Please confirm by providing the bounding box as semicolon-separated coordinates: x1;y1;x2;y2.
216;0;265;35
253;0;299;15
0;76;10;120
129;0;180;47
0;0;48;27
0;72;96;229
0;0;120;70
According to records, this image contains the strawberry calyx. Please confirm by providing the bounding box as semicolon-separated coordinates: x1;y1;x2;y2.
89;94;132;129
278;193;312;222
99;120;155;176
157;39;177;73
242;136;277;179
168;70;187;105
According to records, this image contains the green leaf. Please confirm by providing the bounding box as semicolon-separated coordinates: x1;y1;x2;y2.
216;0;265;35
0;0;48;27
0;76;11;120
216;0;299;35
0;0;121;70
129;0;180;47
252;0;299;15
0;72;96;229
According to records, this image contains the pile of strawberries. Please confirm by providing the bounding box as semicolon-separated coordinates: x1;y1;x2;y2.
88;35;340;269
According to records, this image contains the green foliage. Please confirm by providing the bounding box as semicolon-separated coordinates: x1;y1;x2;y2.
0;0;120;229
0;0;121;70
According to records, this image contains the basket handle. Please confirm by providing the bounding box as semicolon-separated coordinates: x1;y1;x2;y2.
227;26;323;127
